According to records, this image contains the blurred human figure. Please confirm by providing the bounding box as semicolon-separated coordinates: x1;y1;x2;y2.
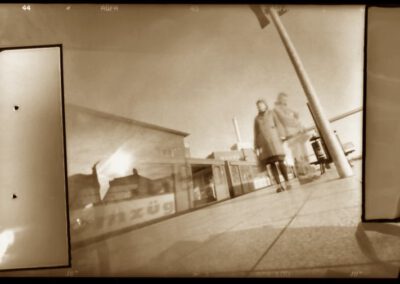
274;92;318;184
254;99;291;192
206;176;217;201
274;93;302;136
193;186;201;201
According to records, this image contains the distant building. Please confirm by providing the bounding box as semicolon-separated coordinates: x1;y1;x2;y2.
184;141;191;158
103;169;154;203
66;104;292;245
68;162;101;210
66;104;191;243
184;147;191;158
230;142;252;151
208;149;258;162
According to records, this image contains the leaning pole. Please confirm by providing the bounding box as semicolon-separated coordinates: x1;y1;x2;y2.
267;6;353;178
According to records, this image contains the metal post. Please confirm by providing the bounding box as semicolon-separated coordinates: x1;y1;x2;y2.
232;117;242;143
267;6;353;178
232;117;248;161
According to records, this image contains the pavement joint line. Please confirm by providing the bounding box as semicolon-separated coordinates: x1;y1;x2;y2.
169;203;282;267
295;205;360;218
198;259;400;277
168;223;251;269
171;186;310;269
79;168;362;274
3;258;399;278
249;259;400;273
307;192;361;203
246;186;316;276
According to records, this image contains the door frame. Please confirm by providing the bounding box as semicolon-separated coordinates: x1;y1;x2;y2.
0;44;71;272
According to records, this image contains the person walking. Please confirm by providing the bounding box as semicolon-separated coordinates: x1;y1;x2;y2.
254;99;291;192
274;92;319;184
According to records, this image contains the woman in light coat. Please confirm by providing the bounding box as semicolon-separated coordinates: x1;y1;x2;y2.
274;92;318;184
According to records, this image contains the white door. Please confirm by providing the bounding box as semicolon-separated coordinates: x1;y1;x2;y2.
0;46;69;270
365;8;400;221
212;165;230;201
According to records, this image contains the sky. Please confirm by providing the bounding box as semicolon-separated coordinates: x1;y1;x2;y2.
0;4;365;158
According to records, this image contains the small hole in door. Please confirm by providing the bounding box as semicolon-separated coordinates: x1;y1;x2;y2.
13;105;20;111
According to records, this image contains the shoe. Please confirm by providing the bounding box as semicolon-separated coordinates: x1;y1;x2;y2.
276;185;285;193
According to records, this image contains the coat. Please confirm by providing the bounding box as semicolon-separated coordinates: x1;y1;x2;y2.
254;110;285;161
274;103;303;138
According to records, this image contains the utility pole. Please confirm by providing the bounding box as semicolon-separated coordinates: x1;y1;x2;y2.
232;117;242;143
232;117;247;161
263;6;353;178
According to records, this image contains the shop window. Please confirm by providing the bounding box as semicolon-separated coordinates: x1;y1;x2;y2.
191;165;217;207
69;163;181;245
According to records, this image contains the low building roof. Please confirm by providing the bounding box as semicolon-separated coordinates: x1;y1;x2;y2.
66;103;190;137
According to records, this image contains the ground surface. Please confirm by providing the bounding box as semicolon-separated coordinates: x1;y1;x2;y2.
2;160;400;278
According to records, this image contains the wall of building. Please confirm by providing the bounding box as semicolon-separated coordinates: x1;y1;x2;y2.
65;105;190;246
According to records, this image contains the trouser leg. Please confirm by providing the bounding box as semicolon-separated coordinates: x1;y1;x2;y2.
278;160;289;182
269;162;281;185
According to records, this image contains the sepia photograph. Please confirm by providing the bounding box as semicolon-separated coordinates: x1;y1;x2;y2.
0;3;399;279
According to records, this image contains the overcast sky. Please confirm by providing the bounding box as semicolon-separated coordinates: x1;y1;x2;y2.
0;4;365;158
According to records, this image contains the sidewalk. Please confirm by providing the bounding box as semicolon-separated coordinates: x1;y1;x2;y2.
2;161;400;278
67;160;399;278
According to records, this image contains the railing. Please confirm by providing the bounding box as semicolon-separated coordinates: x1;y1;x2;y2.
303;106;363;161
303;106;363;133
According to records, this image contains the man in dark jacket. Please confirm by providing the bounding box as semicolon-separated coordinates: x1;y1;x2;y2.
254;99;291;192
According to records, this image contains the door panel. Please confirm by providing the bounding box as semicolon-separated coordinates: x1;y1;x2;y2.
364;8;400;221
228;164;244;197
0;46;69;270
212;165;230;201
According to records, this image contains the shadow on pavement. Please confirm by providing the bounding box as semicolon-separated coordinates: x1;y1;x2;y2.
105;223;400;278
353;222;400;278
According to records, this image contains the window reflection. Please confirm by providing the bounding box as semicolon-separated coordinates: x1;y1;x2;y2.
0;229;15;264
191;165;217;207
68;163;179;244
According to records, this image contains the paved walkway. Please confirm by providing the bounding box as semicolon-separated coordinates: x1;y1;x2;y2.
2;161;400;278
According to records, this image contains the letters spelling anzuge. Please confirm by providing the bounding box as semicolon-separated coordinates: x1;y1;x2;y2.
75;199;175;232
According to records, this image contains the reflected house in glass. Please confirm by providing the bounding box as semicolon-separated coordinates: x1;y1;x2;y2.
104;169;154;202
65;104;191;245
68;162;101;210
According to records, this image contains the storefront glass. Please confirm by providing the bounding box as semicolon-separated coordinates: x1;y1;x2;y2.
69;163;179;245
250;165;271;190
66;105;189;246
191;165;217;207
212;165;230;201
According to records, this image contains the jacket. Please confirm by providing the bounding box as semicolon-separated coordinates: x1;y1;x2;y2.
274;103;303;138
